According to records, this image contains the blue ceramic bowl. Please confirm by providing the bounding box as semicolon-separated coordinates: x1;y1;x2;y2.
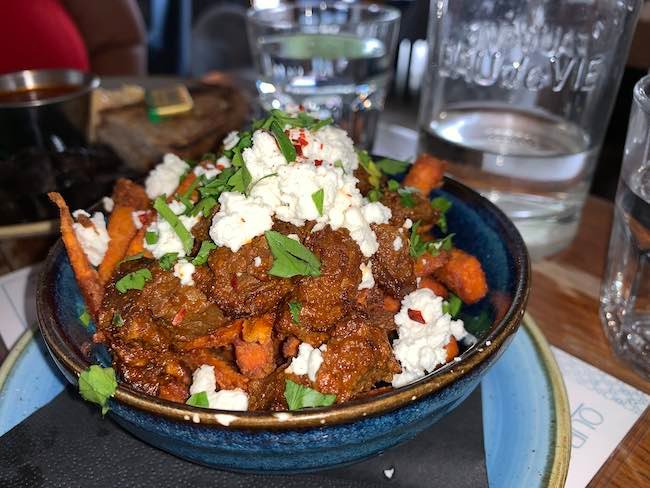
37;176;530;473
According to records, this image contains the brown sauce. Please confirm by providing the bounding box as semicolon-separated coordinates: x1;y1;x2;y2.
0;84;82;104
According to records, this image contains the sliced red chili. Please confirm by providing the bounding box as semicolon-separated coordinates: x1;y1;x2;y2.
407;309;426;324
172;308;186;326
314;159;323;166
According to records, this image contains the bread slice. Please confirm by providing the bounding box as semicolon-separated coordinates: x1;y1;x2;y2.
96;84;248;171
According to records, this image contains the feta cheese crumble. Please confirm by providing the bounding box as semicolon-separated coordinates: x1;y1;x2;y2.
403;218;413;229
209;192;274;252
72;210;110;267
210;126;391;257
131;210;146;229
254;256;262;267
144;209;199;259
358;262;375;290
173;259;196;286
286;343;327;382
391;289;468;388
222;131;240;151
190;365;249;411
145;153;190;199
102;196;114;213
392;235;403;251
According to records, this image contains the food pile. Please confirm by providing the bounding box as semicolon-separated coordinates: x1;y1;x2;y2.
50;110;488;413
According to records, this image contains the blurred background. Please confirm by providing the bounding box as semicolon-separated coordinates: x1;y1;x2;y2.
69;0;650;200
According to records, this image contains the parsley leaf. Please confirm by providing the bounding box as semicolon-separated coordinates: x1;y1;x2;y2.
461;310;492;337
310;117;333;131
112;312;124;327
367;189;382;202
375;157;410;175
145;231;159;245
199;167;236;199
442;294;462;318
153;197;194;254
79;309;91;328
186;391;210;408
387;179;400;192
192;241;217;266
264;231;321;278
289;301;302;324
408;221;427;258
284;379;336;410
78;365;117;415
398;187;416;208
159;252;179;271
428;234;455;255
311;188;324;216
227;165;252;194
357;150;382;188
431;196;452;233
191;197;217;217
115;268;152;293
270;120;297;162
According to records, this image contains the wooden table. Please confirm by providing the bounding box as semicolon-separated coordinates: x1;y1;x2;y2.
527;196;650;487
0;195;647;486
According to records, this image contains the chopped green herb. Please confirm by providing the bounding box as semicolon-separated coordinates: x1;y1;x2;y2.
284;379;336;410
333;160;344;169
192;241;217;266
159;252;179;271
428;234;455;255
119;252;144;265
408;221;427;258
153;197;194;254
79;309;91;328
311;188;324;216
442;294;462;318
112;312;124;327
271;120;297;162
264;231;321;278
78;365;117;415
367;189;382;202
227;165;252;194
357;150;382;188
115;268;152;293
186;391;210;408
387;179;400;192
198;167;236;199
398;187;416;208
145;231;159;245
246;172;278;196
375;157;411;175
310;117;333;131
461;310;492;337
289;301;302;324
431;196;452;233
191;197;217;217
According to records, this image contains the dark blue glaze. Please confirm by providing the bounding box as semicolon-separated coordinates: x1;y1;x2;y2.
39;176;528;472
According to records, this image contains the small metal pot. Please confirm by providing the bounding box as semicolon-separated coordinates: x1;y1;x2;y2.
0;69;99;157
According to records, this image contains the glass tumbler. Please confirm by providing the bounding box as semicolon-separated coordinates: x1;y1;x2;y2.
246;2;401;148
601;74;650;379
418;0;642;258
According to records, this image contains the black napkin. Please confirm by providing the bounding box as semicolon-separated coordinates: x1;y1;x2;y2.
0;386;487;487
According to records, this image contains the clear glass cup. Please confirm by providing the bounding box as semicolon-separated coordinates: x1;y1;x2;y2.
600;74;650;379
246;2;401;148
417;0;642;258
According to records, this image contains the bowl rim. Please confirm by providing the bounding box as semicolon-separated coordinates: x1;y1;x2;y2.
37;176;530;430
0;69;100;109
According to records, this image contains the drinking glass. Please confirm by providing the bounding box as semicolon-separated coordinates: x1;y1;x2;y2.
417;0;642;258
246;2;401;148
601;74;650;379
